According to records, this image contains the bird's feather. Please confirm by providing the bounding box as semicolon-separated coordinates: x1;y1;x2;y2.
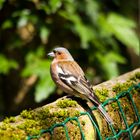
57;61;100;106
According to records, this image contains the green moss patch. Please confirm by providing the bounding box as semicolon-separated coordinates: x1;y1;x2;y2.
56;99;78;108
0;99;80;139
94;88;109;102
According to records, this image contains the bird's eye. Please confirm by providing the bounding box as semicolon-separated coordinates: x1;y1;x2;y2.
57;52;61;55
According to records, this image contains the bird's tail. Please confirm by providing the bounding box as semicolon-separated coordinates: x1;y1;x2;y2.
98;104;113;125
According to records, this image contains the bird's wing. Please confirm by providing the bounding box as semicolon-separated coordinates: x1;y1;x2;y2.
57;61;100;106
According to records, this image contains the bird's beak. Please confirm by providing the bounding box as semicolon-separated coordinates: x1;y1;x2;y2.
47;51;55;57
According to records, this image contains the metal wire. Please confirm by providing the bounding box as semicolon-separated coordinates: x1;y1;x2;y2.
27;83;140;140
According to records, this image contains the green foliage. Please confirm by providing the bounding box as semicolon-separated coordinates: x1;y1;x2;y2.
0;0;138;103
98;12;138;54
22;48;55;102
107;13;138;54
96;51;126;79
0;0;5;10
0;54;18;74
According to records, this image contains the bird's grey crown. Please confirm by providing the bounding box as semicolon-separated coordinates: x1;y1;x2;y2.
54;47;67;52
54;47;74;60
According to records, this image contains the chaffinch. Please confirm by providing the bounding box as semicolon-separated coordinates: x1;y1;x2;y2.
48;47;113;124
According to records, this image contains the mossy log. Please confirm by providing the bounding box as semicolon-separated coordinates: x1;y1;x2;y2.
0;68;140;140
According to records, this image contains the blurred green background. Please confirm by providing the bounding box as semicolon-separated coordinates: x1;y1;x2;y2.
0;0;139;120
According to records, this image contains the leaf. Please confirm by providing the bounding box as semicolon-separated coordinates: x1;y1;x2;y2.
59;11;95;48
0;54;18;74
18;16;28;27
107;13;139;54
35;75;55;103
49;0;62;13
96;52;126;79
0;0;5;10
40;26;50;44
105;52;126;64
22;48;55;102
16;9;30;27
85;0;99;23
1;20;13;29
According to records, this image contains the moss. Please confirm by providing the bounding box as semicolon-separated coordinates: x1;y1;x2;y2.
112;80;134;93
53;109;69;118
17;119;40;135
0;123;14;130
112;71;140;94
0;118;41;139
0;129;26;140
20;110;33;119
3;117;16;124
129;72;140;82
51;109;80;119
0;98;81;139
0;101;80;140
135;72;140;79
0;71;139;139
20;108;50;120
0;122;26;140
67;121;81;140
94;88;109;102
111;76;140;128
52;127;66;140
51;120;81;140
32;107;51;120
81;121;86;126
111;102;118;110
56;99;78;108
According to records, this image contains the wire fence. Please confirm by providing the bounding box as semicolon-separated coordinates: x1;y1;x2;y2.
27;83;140;140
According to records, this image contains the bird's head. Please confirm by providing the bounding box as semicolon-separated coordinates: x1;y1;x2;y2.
48;47;74;61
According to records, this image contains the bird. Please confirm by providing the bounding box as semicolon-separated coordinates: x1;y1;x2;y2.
48;47;113;124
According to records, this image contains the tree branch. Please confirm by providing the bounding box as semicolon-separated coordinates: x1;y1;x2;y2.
0;68;140;140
